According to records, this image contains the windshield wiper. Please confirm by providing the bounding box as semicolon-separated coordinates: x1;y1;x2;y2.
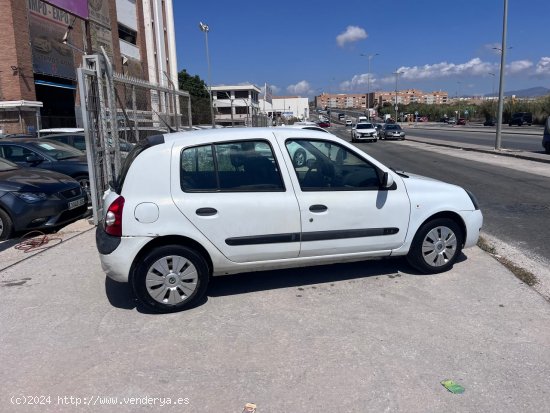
390;167;409;178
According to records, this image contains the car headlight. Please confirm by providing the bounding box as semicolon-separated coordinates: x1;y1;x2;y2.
13;192;48;203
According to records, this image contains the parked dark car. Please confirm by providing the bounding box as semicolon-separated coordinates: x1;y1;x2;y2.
317;120;331;128
457;118;467;125
40;133;135;155
0;157;88;240
509;112;532;126
40;133;87;151
483;118;496;126
543;116;550;154
0;138;90;193
380;124;405;140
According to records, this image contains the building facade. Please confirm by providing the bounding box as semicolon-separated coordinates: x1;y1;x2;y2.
315;93;367;110
314;90;449;110
0;0;179;134
211;84;261;127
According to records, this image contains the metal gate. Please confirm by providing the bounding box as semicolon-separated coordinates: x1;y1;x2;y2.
77;51;191;225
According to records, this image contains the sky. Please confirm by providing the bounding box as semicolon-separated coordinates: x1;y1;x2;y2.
173;0;550;98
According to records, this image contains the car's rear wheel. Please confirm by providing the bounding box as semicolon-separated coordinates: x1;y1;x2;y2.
407;218;463;274
132;245;209;313
0;208;14;241
292;149;307;168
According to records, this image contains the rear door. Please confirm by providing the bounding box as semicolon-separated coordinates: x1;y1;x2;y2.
171;138;301;263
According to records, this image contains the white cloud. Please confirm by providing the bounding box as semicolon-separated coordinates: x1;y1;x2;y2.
395;58;496;80
286;80;311;95
535;57;550;75
336;26;367;47
339;73;379;91
507;60;533;74
270;85;281;94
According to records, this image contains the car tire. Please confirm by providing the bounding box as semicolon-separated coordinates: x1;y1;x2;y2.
292;149;307;168
545;143;550;154
0;208;14;241
131;245;210;313
407;218;463;274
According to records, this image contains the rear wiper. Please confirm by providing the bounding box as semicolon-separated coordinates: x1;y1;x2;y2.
390;167;409;178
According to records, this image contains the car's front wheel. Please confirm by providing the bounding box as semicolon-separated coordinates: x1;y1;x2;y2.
0;208;14;241
132;245;210;313
407;218;463;274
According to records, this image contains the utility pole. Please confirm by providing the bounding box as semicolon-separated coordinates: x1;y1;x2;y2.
495;0;509;150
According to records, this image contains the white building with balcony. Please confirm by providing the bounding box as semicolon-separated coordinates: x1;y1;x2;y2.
211;85;261;127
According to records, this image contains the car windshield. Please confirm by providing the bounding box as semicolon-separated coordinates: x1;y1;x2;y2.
29;140;84;160
357;123;374;129
0;156;19;171
386;125;401;130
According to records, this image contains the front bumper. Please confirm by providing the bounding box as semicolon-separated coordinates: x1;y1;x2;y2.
355;134;377;141
4;193;88;232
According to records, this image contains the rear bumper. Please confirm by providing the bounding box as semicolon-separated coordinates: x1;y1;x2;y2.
96;227;152;282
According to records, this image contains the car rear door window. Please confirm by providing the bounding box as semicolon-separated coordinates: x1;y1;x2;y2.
181;140;284;192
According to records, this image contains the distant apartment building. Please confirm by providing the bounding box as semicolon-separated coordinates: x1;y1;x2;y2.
375;89;448;106
315;93;367;110
0;0;178;134
314;90;448;110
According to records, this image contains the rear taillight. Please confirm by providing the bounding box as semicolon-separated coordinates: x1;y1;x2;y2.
104;196;125;237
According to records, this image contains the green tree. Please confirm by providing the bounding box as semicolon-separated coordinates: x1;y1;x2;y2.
178;70;212;125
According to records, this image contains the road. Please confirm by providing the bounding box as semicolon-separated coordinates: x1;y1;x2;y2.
329;124;550;267
403;124;545;152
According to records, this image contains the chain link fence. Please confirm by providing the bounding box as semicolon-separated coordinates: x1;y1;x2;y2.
77;52;191;225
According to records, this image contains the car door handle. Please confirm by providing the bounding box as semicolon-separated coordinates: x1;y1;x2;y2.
309;204;328;213
196;207;218;216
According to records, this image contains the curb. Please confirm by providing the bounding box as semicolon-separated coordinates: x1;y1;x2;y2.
405;137;550;165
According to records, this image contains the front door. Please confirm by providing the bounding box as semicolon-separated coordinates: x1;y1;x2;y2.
283;138;411;257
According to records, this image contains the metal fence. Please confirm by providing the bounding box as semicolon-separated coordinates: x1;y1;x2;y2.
77;52;191;225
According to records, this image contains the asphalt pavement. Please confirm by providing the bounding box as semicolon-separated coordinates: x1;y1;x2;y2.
1;133;550;412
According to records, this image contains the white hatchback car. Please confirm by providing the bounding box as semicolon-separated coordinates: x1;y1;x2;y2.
96;128;482;313
351;122;378;142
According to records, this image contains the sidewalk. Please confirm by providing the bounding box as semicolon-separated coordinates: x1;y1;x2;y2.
402;125;550;165
407;121;543;136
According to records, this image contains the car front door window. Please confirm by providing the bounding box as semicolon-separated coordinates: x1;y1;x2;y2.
286;139;381;191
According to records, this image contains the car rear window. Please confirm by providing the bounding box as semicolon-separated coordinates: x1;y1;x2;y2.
180;140;284;192
114;134;165;193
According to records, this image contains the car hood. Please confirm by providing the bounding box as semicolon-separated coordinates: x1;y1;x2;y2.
356;128;376;133
0;167;78;193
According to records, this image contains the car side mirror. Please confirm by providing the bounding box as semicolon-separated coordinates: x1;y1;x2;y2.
25;155;43;164
381;171;394;188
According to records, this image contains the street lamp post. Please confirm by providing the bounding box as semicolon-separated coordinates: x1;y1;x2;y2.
199;21;215;128
457;81;461;121
495;0;509;150
393;70;402;123
361;53;379;120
